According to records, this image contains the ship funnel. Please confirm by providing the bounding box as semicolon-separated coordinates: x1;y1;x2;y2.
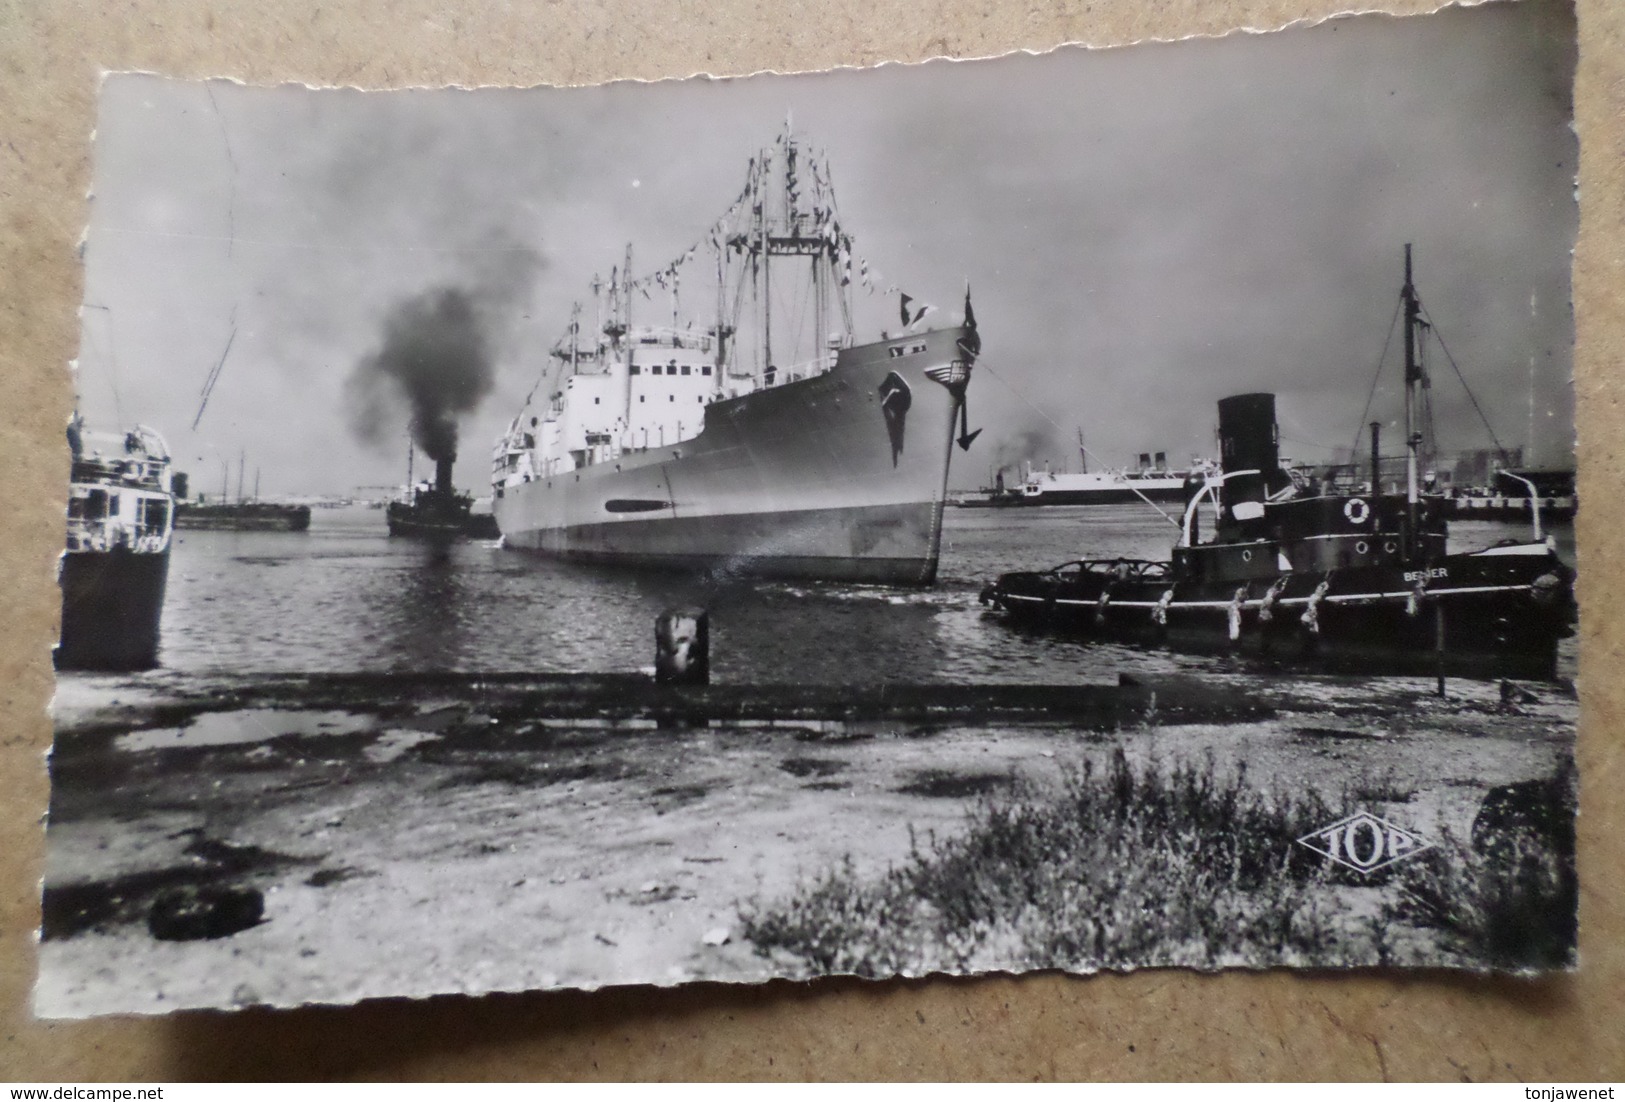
1216;393;1280;524
435;456;454;495
1218;394;1279;475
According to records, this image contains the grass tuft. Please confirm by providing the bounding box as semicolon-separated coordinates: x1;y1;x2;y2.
1386;763;1577;971
741;748;1346;976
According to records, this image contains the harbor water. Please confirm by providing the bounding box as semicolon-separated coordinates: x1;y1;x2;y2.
133;503;1578;687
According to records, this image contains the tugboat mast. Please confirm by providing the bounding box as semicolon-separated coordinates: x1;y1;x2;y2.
1401;243;1423;552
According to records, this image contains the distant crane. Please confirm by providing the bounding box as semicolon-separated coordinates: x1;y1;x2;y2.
191;313;237;430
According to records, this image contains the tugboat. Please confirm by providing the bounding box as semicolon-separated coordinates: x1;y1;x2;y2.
57;415;176;670
387;450;497;539
978;247;1575;677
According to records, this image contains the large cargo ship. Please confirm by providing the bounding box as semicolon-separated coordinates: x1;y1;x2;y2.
491;128;979;586
57;417;175;670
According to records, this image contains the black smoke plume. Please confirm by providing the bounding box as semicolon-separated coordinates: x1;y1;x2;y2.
345;231;542;466
993;424;1064;474
345;289;493;463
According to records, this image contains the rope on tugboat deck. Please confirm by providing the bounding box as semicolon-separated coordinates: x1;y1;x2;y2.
1152;587;1175;626
1227;587;1248;641
1406;573;1429;618
1258;576;1291;623
1301;579;1331;633
1000;581;1542;613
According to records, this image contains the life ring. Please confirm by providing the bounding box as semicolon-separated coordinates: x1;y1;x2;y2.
1344;498;1370;525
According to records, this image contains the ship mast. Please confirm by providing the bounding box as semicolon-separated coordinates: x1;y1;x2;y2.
592;274;603;357
570;303;581;373
759;150;772;377
713;233;728;393
622;244;634;353
754;122;854;379
1401;244;1424;551
622;242;635;423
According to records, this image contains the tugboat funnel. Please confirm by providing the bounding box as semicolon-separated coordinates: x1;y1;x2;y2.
1216;393;1283;527
435;456;454;495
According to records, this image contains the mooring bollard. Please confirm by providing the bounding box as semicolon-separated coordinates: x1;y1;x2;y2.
655;607;710;685
1434;601;1447;698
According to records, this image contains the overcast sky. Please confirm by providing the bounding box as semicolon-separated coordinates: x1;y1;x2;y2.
75;0;1577;496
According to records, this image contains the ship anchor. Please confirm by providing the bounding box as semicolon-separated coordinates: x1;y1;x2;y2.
878;371;912;466
955;391;982;452
955;287;983;452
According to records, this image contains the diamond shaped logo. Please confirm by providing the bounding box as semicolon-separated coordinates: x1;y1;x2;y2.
1297;811;1431;874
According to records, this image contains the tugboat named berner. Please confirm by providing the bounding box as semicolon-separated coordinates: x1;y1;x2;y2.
57;414;176;671
979;247;1575;677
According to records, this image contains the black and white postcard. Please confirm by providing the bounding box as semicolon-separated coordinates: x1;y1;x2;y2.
40;0;1580;1015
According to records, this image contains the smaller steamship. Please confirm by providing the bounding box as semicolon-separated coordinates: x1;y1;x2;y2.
1007;443;1216;507
57;415;175;671
388;448;499;539
979;247;1575;677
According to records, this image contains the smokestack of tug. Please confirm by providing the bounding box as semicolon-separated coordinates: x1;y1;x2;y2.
1217;393;1280;524
436;456;454;496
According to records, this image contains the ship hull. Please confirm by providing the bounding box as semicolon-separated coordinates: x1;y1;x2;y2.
514;501;942;584
56;548;170;671
386;515;466;539
1019;483;1188;506
1443;494;1576;524
387;491;489;540
981;546;1574;678
174;503;311;531
386;509;498;540
494;327;969;585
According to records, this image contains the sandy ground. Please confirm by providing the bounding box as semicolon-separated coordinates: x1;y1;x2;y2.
35;672;1575;1016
